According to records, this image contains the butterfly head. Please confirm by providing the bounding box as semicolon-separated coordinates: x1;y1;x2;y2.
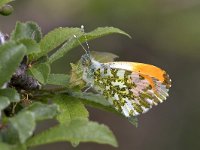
81;53;92;67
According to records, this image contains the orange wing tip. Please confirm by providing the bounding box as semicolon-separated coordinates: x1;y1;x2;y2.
133;63;171;88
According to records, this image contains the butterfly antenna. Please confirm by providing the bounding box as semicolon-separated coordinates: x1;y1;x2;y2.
73;34;88;55
81;25;90;52
73;25;91;56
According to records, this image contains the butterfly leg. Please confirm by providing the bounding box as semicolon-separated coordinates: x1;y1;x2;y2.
83;83;93;93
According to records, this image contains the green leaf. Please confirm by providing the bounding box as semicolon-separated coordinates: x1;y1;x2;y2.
0;42;26;87
12;144;27;150
0;88;20;102
27;119;118;148
0;142;10;150
9;111;35;144
48;27;130;64
0;143;27;150
11;21;42;42
0;0;12;8
71;92;110;107
0;96;10;111
29;63;50;84
23;102;59;121
36;27;82;59
1;103;59;145
1;122;19;144
47;74;70;87
17;39;40;55
90;51;119;63
53;95;89;124
87;26;131;39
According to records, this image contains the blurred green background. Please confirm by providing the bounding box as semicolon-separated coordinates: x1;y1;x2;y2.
1;0;200;150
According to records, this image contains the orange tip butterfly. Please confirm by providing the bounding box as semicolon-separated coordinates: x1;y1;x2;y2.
76;25;171;118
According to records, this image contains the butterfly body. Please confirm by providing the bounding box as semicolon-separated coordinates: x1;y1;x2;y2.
81;53;171;118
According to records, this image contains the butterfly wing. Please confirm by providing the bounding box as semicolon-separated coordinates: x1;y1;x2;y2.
92;61;171;117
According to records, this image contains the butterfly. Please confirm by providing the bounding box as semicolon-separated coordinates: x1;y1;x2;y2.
75;26;171;118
